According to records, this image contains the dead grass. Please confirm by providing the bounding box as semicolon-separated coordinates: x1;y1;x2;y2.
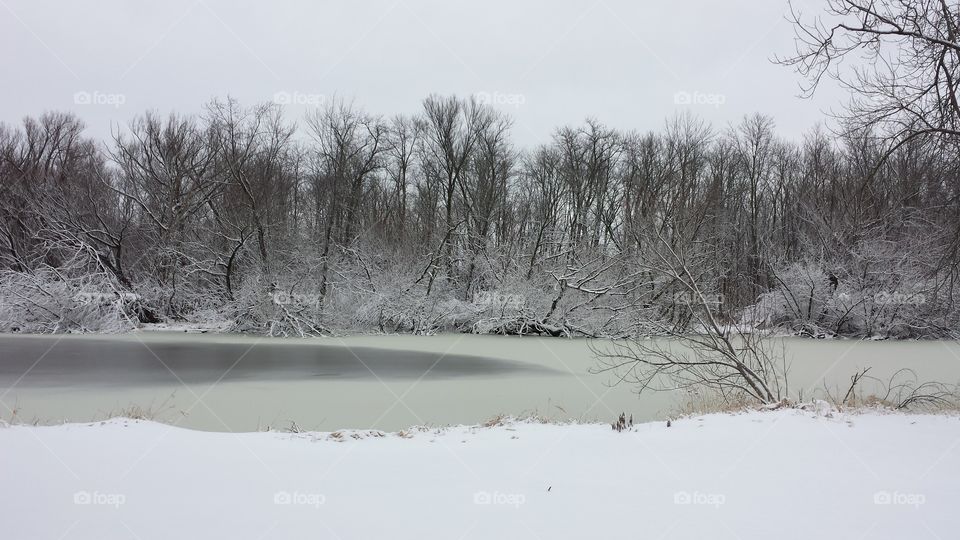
106;392;184;422
671;390;758;419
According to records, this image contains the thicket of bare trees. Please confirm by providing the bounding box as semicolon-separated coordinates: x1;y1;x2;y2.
1;92;959;337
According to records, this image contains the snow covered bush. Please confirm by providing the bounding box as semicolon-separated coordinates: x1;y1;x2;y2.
757;261;834;335
754;238;960;338
0;267;139;333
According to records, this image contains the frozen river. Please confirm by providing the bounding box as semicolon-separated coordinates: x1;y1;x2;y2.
0;333;958;431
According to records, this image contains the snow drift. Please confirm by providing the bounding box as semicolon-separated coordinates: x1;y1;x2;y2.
2;409;958;539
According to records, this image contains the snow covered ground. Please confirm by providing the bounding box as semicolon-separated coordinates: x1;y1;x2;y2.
2;408;958;540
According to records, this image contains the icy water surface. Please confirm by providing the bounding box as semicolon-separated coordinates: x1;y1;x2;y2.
0;333;958;431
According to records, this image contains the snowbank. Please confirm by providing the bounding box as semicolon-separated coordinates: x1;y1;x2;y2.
2;410;958;539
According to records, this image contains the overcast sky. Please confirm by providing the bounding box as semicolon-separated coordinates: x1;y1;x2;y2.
1;0;845;147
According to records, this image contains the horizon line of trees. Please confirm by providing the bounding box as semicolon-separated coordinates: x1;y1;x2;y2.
1;95;958;337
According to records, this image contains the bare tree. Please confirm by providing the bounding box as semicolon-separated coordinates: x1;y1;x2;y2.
779;0;960;157
306;98;387;304
384;114;422;243
1;89;958;338
593;229;787;405
109;112;219;315
419;94;490;293
206;98;296;278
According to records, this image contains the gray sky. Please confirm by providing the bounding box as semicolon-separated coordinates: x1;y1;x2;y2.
1;0;844;147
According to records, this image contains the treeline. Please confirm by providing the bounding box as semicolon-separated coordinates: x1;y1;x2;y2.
1;96;958;337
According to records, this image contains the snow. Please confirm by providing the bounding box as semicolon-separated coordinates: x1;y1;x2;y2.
2;409;958;539
136;321;233;334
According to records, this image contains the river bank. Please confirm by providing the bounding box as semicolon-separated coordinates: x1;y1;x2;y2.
2;407;958;539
